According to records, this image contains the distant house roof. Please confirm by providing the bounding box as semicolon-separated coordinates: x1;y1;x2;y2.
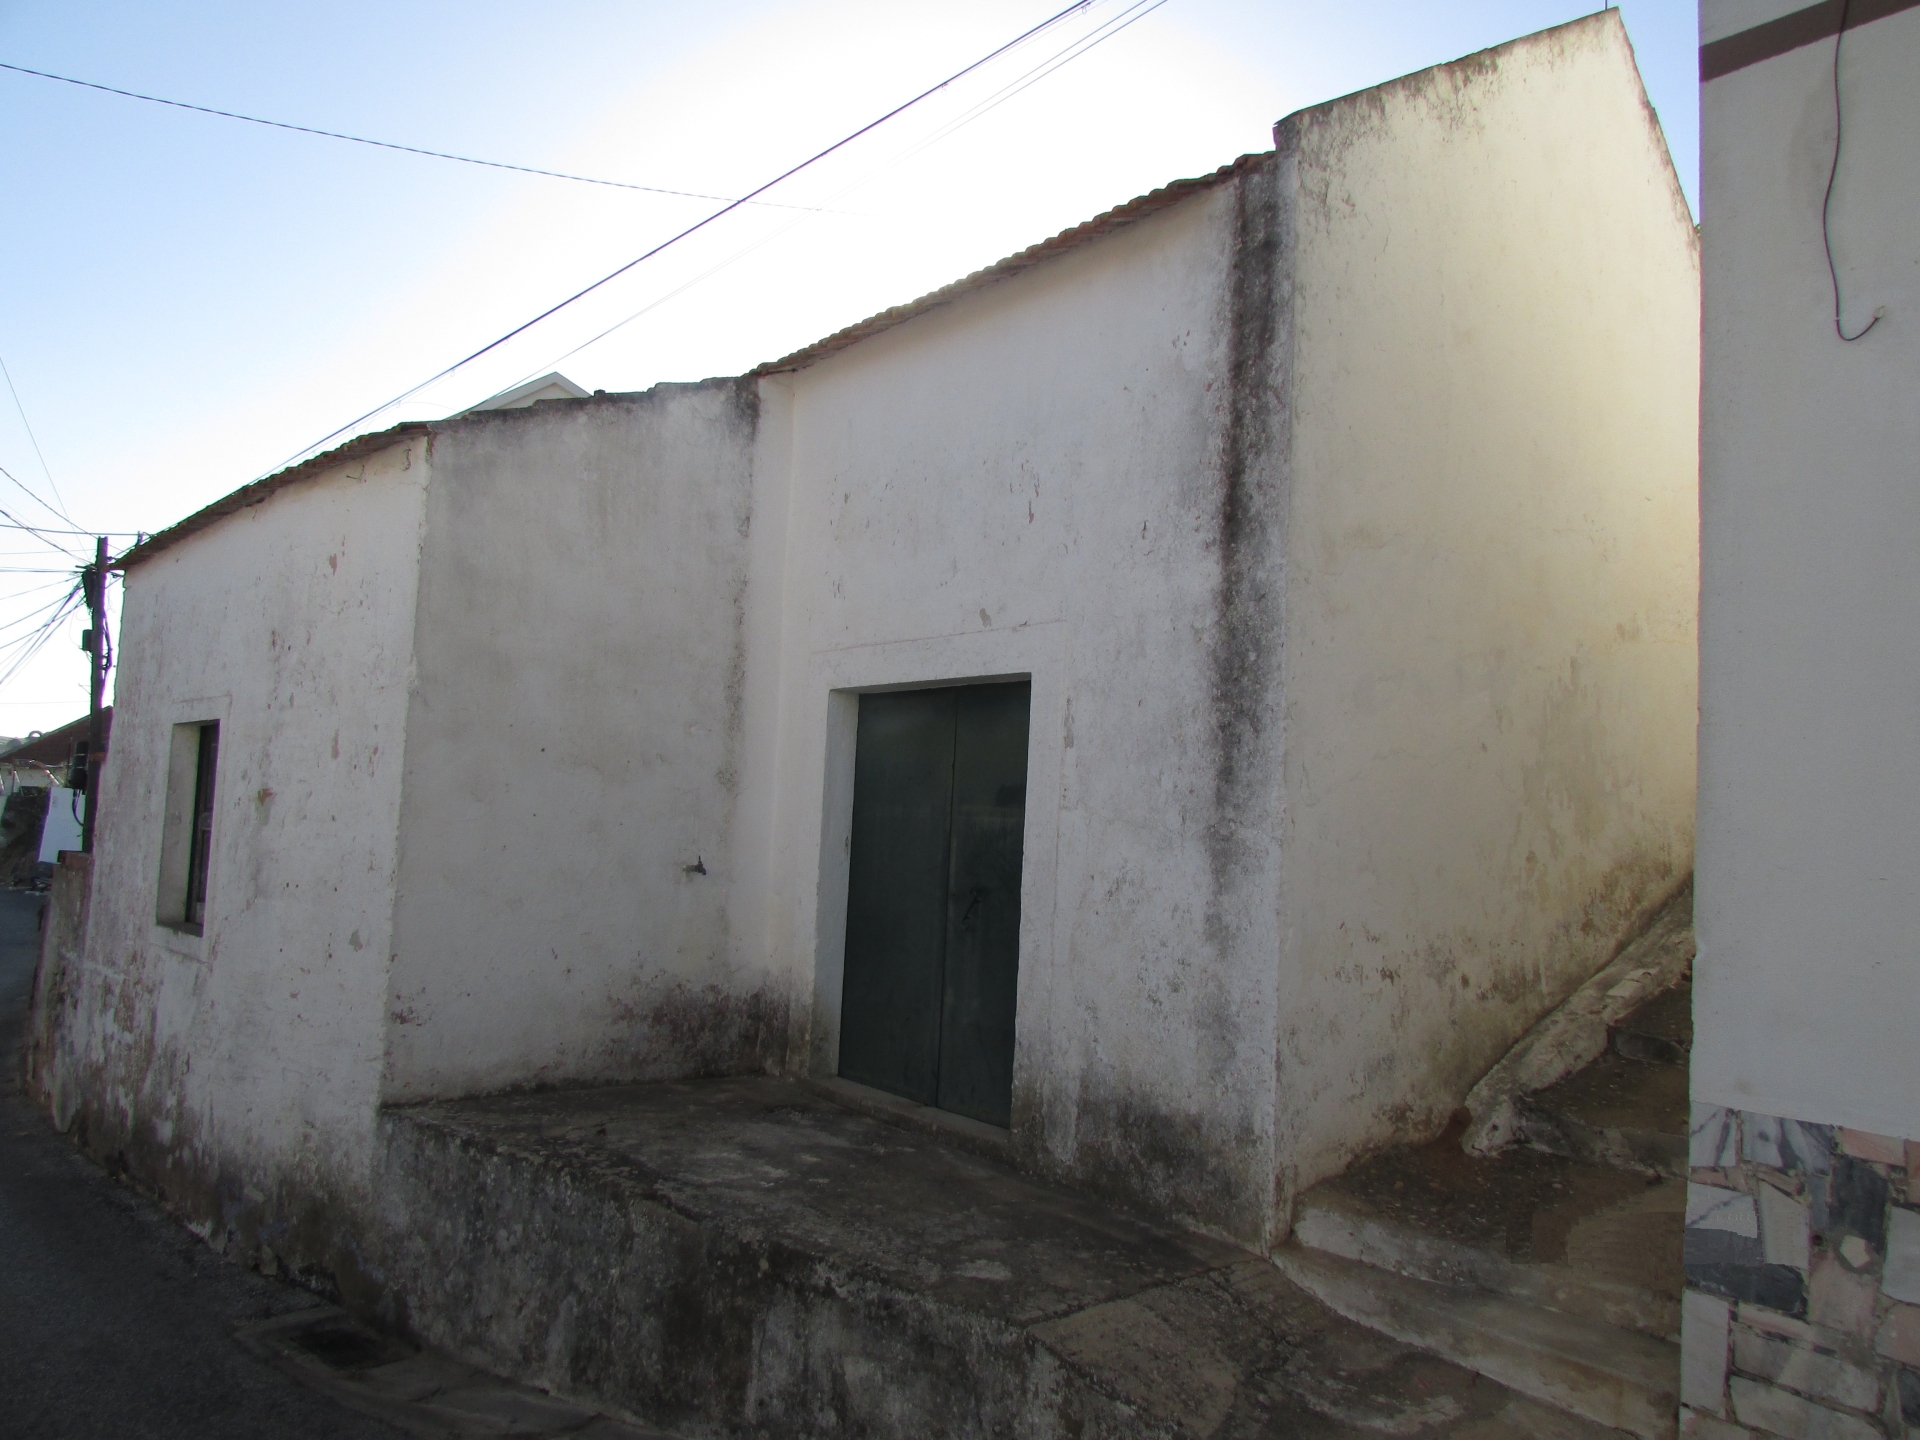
0;708;111;768
460;372;590;414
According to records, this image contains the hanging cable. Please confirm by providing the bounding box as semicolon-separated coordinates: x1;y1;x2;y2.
1822;0;1881;342
273;0;1102;471
0;461;76;536
0;60;833;212
0;584;84;690
0;521;141;538
0;583;86;640
0;504;84;562
0;353;72;522
492;0;1170;393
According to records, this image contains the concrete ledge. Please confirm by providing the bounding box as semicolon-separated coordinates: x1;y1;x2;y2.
367;1076;1619;1438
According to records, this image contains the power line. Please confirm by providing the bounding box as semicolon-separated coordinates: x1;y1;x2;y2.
0;579;82;613
0;583;84;641
507;0;1169;387
0;460;76;536
275;0;1101;471
927;0;1171;140
0;352;71;522
0;580;81;646
0;504;84;562
0;521;141;538
0;587;84;690
0;60;834;214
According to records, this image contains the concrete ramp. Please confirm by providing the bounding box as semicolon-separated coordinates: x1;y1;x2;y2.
372;1078;1632;1438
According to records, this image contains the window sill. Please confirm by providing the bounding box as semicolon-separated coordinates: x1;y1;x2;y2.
154;921;205;958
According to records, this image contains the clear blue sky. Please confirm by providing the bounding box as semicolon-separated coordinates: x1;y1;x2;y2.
0;0;1696;734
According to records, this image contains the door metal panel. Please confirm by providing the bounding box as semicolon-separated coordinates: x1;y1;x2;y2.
937;683;1029;1127
838;681;1030;1127
837;689;957;1104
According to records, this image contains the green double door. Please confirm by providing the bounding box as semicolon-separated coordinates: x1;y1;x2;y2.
838;682;1030;1128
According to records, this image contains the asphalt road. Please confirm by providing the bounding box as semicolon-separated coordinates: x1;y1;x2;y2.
0;887;401;1439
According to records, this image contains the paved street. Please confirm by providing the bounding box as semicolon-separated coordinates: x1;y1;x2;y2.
0;887;400;1439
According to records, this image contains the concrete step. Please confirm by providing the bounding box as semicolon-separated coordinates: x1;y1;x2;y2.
1292;1149;1685;1339
1520;1051;1689;1177
1273;1244;1679;1440
1608;980;1691;1067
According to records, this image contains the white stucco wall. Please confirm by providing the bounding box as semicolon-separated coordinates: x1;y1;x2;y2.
758;169;1289;1241
1695;3;1920;1138
1274;12;1700;1193
45;438;427;1226
382;384;768;1101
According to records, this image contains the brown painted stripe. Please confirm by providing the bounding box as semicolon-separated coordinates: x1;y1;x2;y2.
1702;0;1920;81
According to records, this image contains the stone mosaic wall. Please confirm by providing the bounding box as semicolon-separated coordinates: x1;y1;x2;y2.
1682;1106;1920;1437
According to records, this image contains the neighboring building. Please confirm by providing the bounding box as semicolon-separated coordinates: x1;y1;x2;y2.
0;708;110;794
458;370;592;413
31;7;1696;1296
1683;2;1920;1436
0;711;109;881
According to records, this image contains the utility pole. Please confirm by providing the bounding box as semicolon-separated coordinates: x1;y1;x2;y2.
79;535;108;854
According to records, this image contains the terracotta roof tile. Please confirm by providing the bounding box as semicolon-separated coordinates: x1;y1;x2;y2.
115;423;433;571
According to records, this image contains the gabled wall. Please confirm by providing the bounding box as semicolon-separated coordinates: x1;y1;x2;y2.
1273;11;1700;1198
382;382;770;1101
31;437;428;1277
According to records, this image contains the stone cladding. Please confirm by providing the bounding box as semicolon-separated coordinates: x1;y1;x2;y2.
1681;1107;1920;1437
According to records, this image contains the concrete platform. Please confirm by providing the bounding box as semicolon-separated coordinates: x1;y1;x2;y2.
371;1077;1633;1439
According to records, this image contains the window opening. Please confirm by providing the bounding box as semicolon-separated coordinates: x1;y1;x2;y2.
184;722;218;928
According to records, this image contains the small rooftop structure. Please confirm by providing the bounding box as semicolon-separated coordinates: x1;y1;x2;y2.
459;372;590;415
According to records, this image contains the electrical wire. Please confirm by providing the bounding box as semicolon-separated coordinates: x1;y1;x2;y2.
1822;0;1880;343
0;584;85;641
0;60;832;213
274;0;1101;472
0;612;81;691
484;0;1171;400
0;585;84;690
0;522;141;538
0;353;71;522
0;461;76;536
914;0;1171;149
0;578;83;612
0;598;77;649
0;505;84;563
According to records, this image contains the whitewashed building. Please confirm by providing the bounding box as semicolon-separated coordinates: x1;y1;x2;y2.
32;9;1697;1277
1682;1;1920;1435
